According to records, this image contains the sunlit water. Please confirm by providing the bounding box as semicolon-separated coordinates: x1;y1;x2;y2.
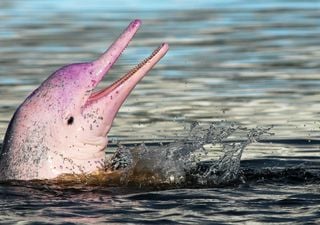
1;0;320;224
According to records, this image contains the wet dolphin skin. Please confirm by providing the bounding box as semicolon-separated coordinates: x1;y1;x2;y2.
0;20;169;180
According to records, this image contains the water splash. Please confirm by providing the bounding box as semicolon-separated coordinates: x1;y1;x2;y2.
106;121;273;187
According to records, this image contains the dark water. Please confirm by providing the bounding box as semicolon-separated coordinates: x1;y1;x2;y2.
1;0;320;224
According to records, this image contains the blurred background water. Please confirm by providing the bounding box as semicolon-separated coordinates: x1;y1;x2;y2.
1;0;320;224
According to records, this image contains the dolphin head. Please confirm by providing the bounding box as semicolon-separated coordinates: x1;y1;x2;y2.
0;20;169;180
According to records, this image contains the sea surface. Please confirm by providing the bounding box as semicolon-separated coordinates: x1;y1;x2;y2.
1;0;320;224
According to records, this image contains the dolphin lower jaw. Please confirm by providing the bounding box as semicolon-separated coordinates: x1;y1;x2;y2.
83;43;169;137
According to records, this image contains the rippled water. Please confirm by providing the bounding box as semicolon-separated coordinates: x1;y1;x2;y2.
1;0;320;224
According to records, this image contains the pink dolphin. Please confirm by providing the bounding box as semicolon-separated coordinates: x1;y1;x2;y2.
0;20;169;180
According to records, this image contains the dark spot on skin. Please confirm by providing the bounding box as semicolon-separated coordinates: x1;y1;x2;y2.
67;116;74;125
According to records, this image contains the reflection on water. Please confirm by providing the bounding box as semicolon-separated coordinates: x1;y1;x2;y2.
1;0;320;224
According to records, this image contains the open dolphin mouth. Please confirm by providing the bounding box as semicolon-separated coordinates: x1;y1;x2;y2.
85;19;169;106
81;19;169;135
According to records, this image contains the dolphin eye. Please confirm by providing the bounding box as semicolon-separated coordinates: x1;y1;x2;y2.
67;116;74;125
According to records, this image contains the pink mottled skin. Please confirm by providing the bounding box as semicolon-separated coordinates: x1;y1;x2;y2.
0;20;169;180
